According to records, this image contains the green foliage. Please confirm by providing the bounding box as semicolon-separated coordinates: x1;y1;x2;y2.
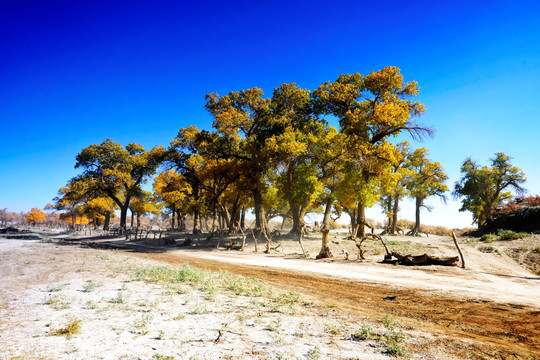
453;153;526;226
480;234;495;243
351;324;375;341
74;138;164;228
306;345;322;360
496;229;528;240
49;318;81;339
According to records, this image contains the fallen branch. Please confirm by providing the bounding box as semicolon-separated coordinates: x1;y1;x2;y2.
382;252;459;266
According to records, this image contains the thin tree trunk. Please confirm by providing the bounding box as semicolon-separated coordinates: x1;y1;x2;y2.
298;225;307;257
240;207;246;230
192;210;200;234
408;197;423;236
391;194;399;234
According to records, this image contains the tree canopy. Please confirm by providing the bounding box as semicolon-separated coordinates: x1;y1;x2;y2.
453;152;526;226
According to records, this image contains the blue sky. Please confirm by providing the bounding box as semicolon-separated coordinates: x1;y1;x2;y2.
1;0;539;228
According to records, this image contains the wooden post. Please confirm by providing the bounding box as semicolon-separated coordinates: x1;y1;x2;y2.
452;231;466;269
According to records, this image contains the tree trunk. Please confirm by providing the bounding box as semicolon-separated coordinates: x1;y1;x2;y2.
356;202;366;238
103;213;110;231
192;181;201;234
390;194;399;235
316;230;333;259
71;212;77;230
171;206;176;229
192;210;200;234
383;195;393;234
130;209;135;228
317;199;334;259
240;207;246;230
408;197;423;236
252;188;267;233
137;213;140;227
119;205;129;232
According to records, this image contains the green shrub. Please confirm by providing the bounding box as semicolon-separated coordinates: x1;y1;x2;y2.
480;234;495;243
496;229;528;240
351;324;375;341
49;318;81;339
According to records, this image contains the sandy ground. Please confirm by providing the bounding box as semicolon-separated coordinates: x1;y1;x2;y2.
1;230;539;359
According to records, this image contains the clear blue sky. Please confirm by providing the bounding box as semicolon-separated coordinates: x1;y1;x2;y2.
1;0;539;228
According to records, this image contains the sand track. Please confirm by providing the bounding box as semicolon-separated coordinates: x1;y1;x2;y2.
99;244;540;359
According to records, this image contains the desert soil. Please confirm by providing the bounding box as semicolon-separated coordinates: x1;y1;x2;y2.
0;230;539;359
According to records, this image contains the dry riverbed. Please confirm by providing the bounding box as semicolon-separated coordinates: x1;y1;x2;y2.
0;231;539;359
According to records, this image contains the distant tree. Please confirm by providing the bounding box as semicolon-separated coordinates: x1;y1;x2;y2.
453;153;526;226
379;141;410;235
75;139;164;232
27;208;45;224
153;169;192;229
129;191;161;228
82;197;117;230
48;178;88;229
496;195;540;213
0;208;12;226
404;147;448;236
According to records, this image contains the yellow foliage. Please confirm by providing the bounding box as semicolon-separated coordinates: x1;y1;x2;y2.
27;208;45;224
61;216;89;225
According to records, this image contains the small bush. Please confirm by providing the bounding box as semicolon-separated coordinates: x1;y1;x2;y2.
382;314;399;330
497;229;528;240
480;234;495;243
385;329;406;356
532;247;540;254
351;324;375;341
49;318;81;339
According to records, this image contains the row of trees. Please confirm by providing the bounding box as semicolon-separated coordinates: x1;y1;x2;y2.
43;66;528;258
47;66;454;257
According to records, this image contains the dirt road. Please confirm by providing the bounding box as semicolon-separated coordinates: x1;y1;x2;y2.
109;245;540;359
